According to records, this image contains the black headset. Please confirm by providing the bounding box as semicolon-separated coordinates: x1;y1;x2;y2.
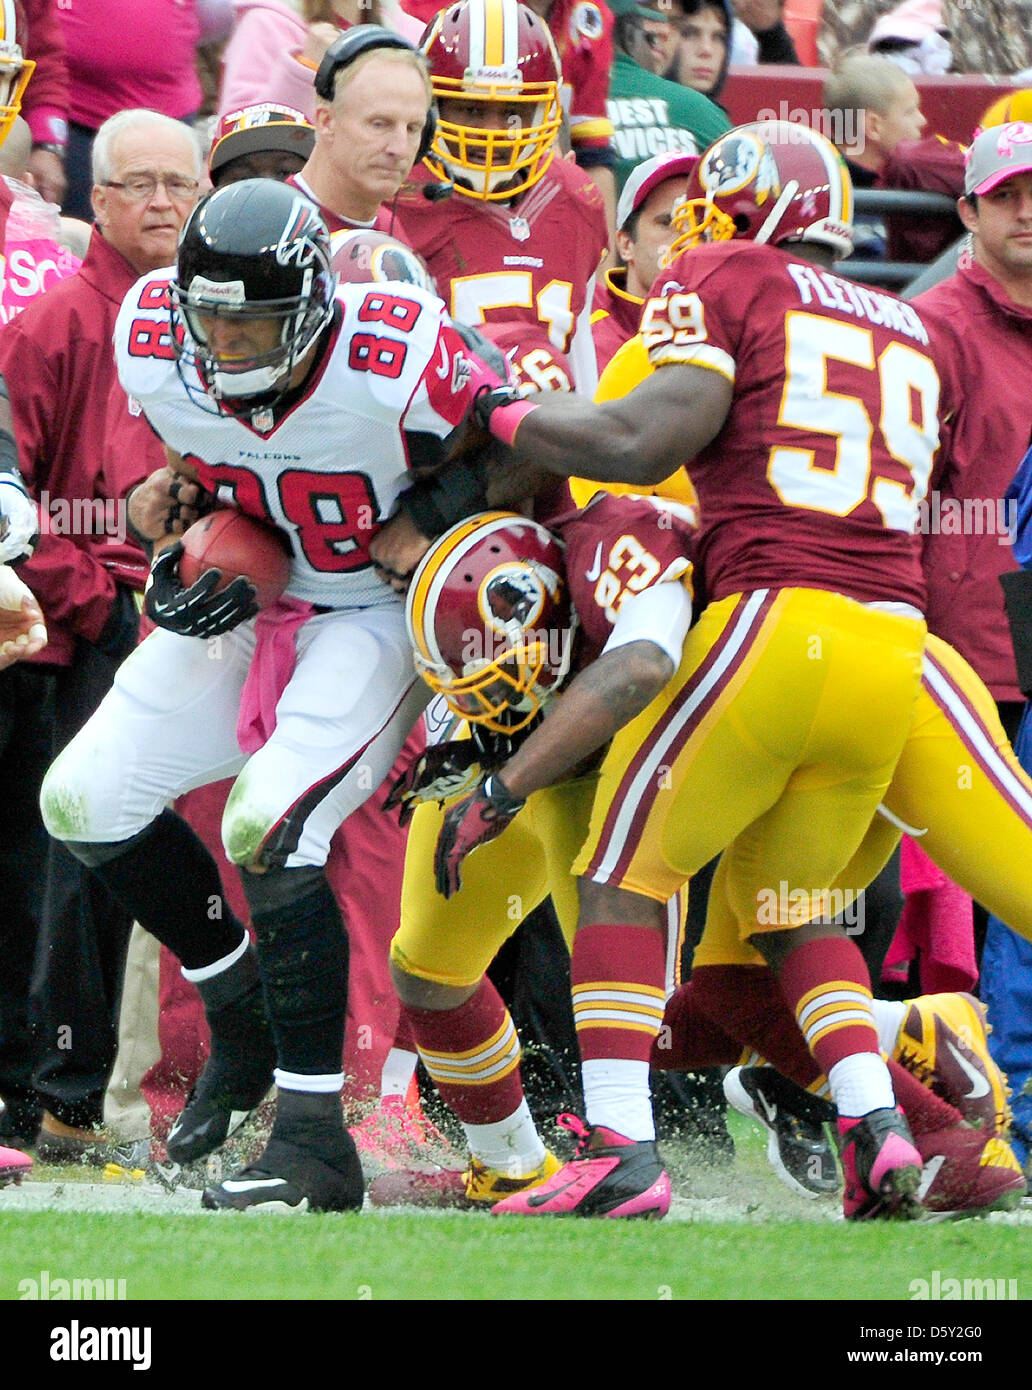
314;24;437;164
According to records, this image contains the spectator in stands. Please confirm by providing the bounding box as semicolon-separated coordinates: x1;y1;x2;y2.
54;0;219;221
912;124;1032;1100
606;0;729;194
592;148;699;370
217;1;422;125
726;0;801;64
824;52;964;265
866;0;952;76
662;0;732;98
0;109;201;1161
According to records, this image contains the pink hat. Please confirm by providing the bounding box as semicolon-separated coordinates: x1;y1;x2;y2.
965;121;1032;196
868;0;946;47
616;152;701;231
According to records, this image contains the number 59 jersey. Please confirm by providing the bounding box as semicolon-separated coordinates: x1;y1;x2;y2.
115;273;486;610
642;240;954;613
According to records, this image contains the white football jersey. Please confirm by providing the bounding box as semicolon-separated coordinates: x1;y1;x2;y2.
115;273;481;609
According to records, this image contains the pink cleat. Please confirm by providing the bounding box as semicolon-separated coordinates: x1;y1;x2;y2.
838;1107;923;1220
492;1114;671;1219
0;1145;32;1187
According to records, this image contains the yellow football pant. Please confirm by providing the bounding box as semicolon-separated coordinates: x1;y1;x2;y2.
573;588;927;945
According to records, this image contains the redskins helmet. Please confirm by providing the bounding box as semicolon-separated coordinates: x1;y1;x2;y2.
0;0;34;150
170;179;335;417
665;121;854;264
406;511;575;732
421;0;562;201
330;227;437;295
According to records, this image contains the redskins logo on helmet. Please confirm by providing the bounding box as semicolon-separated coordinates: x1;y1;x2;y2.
420;0;563;202
330;228;437;295
406;511;576;732
665;121;854;264
0;0;35;150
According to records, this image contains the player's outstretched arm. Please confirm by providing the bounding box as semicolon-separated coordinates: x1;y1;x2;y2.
475;363;733;486
433;638;676;897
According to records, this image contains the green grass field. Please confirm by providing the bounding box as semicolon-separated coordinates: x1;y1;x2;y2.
2;1115;1030;1303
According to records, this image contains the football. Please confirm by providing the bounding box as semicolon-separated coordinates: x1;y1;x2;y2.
178;509;292;610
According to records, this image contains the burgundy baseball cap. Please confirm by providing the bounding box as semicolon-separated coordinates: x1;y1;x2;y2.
616;151;701;231
209;104;315;178
965;121;1032;196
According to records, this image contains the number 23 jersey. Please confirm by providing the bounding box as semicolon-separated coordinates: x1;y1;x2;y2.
115;274;484;610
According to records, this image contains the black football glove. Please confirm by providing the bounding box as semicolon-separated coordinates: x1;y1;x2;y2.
144;541;258;639
383;740;488;827
434;774;526;899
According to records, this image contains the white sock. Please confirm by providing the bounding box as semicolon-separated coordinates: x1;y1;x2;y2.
871;999;907;1056
828;1053;896;1118
380;1048;418;1101
464;1099;546;1175
582;1058;655;1141
275;1069;344;1094
181;932;248;982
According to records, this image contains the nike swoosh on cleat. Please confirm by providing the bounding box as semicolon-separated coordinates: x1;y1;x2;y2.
220;1178;290;1193
525;1177;582;1208
757;1093;778;1126
916;1154;945;1202
944;1040;991;1100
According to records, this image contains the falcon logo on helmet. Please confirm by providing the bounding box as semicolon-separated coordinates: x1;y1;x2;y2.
420;0;563;202
666;121;854;264
407;511;576;732
170;179;335;419
0;0;35;150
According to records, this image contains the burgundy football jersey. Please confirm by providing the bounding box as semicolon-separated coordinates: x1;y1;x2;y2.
642;240;951;612
553;490;695;672
391;158;607;390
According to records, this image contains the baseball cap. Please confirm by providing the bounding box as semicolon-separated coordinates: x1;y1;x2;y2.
964;121;1032;196
209;104;316;178
607;0;671;20
616;151;700;231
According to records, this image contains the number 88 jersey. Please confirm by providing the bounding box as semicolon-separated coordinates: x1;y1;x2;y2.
115;274;486;610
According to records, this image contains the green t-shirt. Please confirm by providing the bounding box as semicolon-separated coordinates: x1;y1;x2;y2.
607;50;732;195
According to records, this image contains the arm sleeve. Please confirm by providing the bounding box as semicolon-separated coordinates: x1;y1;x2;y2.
21;0;70;145
601;579;693;669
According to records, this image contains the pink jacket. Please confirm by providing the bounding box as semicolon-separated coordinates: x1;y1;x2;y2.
217;0;423;123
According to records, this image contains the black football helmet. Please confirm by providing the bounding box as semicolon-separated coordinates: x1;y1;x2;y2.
170;178;336;417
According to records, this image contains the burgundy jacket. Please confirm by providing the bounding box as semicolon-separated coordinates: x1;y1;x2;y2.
0;229;156;666
916;255;1032;701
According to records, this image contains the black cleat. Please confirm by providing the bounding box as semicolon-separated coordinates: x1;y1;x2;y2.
201;1134;364;1213
724;1066;840;1198
166;981;275;1165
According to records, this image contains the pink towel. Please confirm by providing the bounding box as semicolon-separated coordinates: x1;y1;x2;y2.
882;835;977;993
237;597;315;754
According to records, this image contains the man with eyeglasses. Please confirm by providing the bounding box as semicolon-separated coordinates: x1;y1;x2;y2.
606;0;729;199
0;106;202;1165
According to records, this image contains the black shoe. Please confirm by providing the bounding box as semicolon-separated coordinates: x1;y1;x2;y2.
166;985;276;1165
201;1134;364;1213
0;1097;41;1150
724;1066;840;1198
